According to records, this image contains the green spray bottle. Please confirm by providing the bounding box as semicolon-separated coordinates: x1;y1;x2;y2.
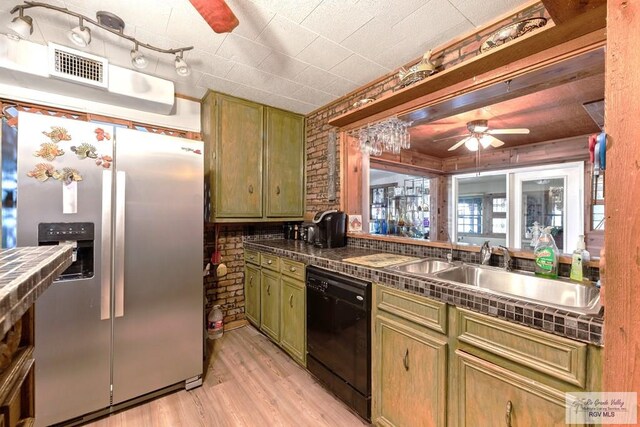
534;226;559;278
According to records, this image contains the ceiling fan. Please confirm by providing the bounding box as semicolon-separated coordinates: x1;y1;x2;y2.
446;120;530;152
189;0;239;33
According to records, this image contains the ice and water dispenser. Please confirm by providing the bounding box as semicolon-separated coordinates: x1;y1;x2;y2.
38;222;94;281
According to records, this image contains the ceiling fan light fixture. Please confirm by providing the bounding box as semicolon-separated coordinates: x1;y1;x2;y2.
465;137;479;152
7;11;33;40
130;45;148;69
68;18;91;47
479;134;492;149
175;52;191;76
467;119;489;133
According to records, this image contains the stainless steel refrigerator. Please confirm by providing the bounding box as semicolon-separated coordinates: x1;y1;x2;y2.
13;112;203;426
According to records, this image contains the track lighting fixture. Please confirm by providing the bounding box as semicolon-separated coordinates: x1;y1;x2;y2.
6;7;33;40
8;1;193;76
130;43;148;69
174;51;191;77
68;17;91;47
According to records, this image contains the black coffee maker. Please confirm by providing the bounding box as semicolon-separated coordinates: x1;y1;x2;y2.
312;210;347;248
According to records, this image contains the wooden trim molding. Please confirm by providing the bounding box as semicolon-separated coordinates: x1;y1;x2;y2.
603;0;640;398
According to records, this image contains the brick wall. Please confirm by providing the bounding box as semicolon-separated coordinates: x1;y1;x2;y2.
203;223;282;326
305;3;549;214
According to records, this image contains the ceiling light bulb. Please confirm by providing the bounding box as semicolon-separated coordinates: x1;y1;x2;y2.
130;48;148;69
479;134;491;148
7;14;33;40
175;54;191;77
465;137;479;152
68;22;91;47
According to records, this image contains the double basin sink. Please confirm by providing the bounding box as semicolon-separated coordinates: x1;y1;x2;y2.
386;258;601;315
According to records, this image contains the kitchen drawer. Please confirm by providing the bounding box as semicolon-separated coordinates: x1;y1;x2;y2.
244;249;260;265
457;308;587;387
260;253;280;271
281;258;305;281
375;284;447;335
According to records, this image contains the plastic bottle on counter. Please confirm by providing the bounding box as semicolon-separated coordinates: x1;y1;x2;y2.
207;305;224;340
534;226;559;278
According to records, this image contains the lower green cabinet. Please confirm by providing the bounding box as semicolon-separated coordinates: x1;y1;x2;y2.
455;350;573;427
245;249;306;367
373;284;448;427
280;276;306;365
372;283;602;427
244;264;261;326
260;269;281;341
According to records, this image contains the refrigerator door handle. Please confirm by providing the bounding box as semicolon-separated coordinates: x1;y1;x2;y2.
101;170;113;320
115;171;126;318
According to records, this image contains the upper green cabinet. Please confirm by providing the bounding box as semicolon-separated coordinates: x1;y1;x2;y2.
266;108;305;218
202;91;305;222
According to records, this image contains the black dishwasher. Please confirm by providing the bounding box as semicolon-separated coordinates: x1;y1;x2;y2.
306;266;371;421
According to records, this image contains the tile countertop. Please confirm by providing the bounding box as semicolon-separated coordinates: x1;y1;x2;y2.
244;239;604;346
0;245;73;337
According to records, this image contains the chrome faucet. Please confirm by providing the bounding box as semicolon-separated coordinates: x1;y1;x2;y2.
445;230;454;262
498;245;513;271
480;241;491;265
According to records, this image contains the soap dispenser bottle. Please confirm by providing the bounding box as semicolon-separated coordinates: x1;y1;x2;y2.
570;235;591;282
534;226;559;278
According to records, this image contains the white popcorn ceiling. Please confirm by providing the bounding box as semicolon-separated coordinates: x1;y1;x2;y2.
0;0;530;114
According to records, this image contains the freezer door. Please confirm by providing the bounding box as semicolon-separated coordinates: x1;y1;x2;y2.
15;113;113;426
111;128;203;404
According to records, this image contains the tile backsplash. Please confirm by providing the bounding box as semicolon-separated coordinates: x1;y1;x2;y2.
348;236;600;281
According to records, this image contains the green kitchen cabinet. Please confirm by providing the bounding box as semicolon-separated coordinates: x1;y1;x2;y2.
244;263;261;327
373;284;448;427
265;108;305;218
202;91;305;222
280;275;306;366
208;93;264;219
260;268;281;341
455;350;575;427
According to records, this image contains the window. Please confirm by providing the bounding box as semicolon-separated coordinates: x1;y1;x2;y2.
491;196;507;234
458;197;483;234
452;162;584;252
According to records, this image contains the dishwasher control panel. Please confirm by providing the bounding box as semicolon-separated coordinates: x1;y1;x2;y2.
306;276;328;293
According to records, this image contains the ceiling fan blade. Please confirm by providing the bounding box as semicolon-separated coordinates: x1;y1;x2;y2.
448;136;471;151
486;128;530;135
432;133;469;143
487;135;505;148
189;0;239;33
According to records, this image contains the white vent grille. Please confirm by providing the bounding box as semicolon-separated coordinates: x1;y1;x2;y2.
48;43;109;89
54;49;104;83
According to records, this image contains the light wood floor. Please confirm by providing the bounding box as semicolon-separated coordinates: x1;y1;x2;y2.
87;325;369;427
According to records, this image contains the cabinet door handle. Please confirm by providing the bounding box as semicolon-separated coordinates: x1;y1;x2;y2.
267;284;271;296
505;400;513;427
276;185;280;195
267;260;272;265
403;349;409;371
248;184;254;194
290;266;296;272
289;294;294;307
249;276;253;286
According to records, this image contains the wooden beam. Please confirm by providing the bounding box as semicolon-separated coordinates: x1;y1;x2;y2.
329;5;606;128
603;0;640;403
542;0;606;24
